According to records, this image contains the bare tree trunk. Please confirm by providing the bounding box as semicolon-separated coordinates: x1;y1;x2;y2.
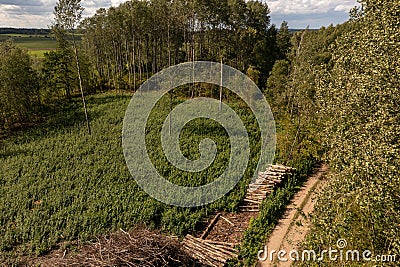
167;23;171;67
132;35;136;91
72;33;91;135
287;28;307;117
219;57;223;111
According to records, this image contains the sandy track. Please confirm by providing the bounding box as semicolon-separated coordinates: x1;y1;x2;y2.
258;164;328;267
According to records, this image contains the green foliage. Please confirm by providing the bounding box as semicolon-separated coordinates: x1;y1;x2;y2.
230;20;349;267
41;49;75;99
265;59;290;109
276;21;291;59
54;0;84;31
264;23;353;165
0;40;41;130
0;91;262;260
0;34;57;50
80;0;279;91
302;1;400;264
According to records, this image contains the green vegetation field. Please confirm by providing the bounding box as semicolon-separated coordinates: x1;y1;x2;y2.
0;34;81;58
0;34;56;58
0;34;56;49
0;91;262;263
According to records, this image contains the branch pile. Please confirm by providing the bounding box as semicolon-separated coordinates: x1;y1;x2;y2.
42;227;197;267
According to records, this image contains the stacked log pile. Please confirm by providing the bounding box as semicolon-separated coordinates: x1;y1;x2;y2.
182;235;237;267
239;164;294;212
182;164;294;266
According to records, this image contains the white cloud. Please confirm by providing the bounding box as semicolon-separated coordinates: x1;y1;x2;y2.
110;0;125;7
264;0;360;28
0;4;21;11
265;0;358;15
0;0;360;29
0;12;53;28
0;0;115;28
334;4;355;12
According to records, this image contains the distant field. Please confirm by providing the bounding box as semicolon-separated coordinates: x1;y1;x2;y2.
0;34;56;58
0;34;57;49
0;33;81;58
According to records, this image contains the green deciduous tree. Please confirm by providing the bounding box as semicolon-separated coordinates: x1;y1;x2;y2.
305;0;400;261
80;0;279;92
42;49;75;99
0;40;40;129
276;21;291;59
54;0;91;135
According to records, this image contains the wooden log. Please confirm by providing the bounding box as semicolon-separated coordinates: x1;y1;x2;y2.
201;241;237;258
220;215;235;226
272;164;294;170
185;235;232;262
184;239;227;262
271;164;290;168
247;193;267;198
200;213;220;239
253;177;266;182
245;192;265;196
261;172;283;177
249;187;271;192
183;244;219;267
243;198;262;204
204;243;237;253
269;168;288;174
204;240;237;247
246;193;267;197
239;209;259;212
239;205;259;209
247;190;268;195
249;182;273;187
244;198;264;202
250;189;267;193
247;197;265;202
259;173;282;178
245;196;265;200
201;242;237;258
249;184;274;188
244;198;265;202
211;245;237;254
248;186;274;191
246;192;267;197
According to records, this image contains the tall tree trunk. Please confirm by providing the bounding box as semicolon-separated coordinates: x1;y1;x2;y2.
72;33;91;135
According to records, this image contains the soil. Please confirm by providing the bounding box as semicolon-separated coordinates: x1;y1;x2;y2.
194;211;258;244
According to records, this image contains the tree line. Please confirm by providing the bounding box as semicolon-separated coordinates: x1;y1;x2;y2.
78;0;290;91
1;0;291;131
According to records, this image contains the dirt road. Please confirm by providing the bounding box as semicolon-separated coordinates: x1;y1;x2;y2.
258;164;328;267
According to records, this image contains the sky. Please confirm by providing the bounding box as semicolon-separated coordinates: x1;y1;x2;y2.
0;0;359;29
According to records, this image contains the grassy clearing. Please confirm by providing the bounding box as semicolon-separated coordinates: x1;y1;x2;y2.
0;91;261;262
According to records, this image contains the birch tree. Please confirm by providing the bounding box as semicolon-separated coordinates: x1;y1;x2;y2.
54;0;91;135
